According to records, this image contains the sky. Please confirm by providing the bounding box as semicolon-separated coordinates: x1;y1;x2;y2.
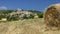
0;0;60;11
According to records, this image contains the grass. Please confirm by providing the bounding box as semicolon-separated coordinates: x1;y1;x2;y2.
0;18;60;34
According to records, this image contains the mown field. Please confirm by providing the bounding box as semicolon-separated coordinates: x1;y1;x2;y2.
0;18;60;34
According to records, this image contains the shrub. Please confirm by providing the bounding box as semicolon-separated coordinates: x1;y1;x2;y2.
38;13;43;18
7;15;19;21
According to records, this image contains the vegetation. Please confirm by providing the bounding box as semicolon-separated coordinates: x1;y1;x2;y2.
0;10;43;21
28;10;43;18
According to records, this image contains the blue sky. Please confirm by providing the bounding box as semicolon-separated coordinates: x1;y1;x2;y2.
0;0;60;11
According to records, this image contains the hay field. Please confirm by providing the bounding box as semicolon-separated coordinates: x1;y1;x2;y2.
0;18;60;34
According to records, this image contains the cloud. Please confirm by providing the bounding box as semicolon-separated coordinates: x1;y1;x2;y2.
0;6;7;10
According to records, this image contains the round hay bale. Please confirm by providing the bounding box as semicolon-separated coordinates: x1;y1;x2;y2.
34;15;38;19
44;3;60;29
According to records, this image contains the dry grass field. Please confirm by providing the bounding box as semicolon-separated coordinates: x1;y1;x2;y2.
0;18;60;34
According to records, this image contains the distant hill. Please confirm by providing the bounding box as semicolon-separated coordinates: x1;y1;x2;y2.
0;9;43;21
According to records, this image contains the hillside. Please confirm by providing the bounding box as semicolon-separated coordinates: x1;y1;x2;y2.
0;9;43;21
